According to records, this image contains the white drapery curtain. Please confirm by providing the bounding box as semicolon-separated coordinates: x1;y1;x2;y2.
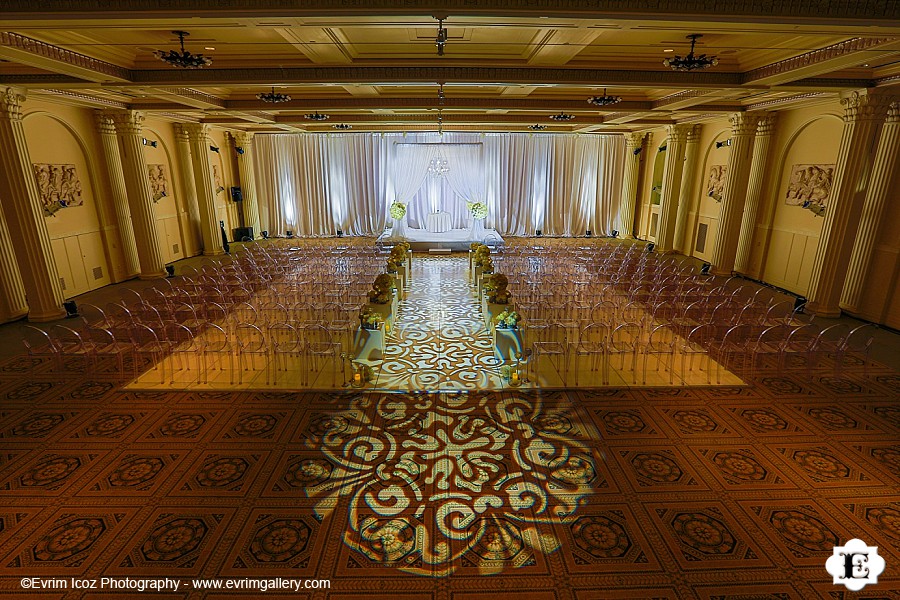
254;132;625;237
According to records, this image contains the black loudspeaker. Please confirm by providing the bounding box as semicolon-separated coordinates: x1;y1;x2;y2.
230;186;243;202
233;226;254;241
794;296;807;313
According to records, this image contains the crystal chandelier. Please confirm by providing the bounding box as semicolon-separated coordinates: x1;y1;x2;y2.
587;88;622;107
154;31;212;69
427;156;450;177
333;123;352;130
528;124;547;131
435;18;448;56
304;111;329;121
663;34;719;71
257;87;291;103
550;112;575;121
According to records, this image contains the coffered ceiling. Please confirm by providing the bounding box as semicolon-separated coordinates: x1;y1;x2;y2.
2;1;899;133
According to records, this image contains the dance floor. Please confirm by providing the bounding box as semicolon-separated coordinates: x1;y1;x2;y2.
127;256;742;391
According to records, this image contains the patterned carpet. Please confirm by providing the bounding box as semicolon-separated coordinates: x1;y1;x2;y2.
0;346;898;598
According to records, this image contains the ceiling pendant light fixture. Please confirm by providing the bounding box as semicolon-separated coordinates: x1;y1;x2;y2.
435;17;448;56
587;88;622;107
528;124;547;131
154;31;212;69
549;112;575;122
257;86;291;103
304;111;329;121
663;33;719;71
333;123;352;130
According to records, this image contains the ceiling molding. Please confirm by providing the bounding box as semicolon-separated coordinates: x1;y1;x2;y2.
2;0;898;23
0;31;131;82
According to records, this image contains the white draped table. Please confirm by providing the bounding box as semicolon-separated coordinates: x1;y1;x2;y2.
426;212;452;233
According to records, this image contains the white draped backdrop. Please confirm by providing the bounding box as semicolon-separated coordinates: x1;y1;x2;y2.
253;132;625;237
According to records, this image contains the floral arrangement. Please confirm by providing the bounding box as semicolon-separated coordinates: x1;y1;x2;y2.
386;241;409;273
494;310;520;329
367;273;394;304
481;256;494;274
470;242;486;252
359;307;383;329
389;202;407;220
473;244;491;267
467;201;488;219
483;273;511;304
801;200;826;217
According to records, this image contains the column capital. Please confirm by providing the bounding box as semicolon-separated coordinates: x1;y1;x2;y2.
839;89;893;123
0;87;26;121
173;123;191;143
754;112;779;137
108;110;145;135
231;130;254;148
665;124;691;144
94;111;117;136
729;112;759;137
624;132;645;149
886;101;900;124
183;122;211;141
685;124;701;144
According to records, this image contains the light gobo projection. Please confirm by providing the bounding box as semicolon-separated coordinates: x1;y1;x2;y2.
300;392;601;575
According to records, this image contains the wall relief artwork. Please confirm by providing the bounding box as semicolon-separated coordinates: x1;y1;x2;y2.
785;163;834;208
706;165;727;202
147;164;169;202
212;164;225;194
33;163;84;216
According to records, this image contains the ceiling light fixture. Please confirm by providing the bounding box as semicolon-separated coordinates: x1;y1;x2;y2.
663;33;718;71
435;18;448;56
528;124;547;130
333;123;352;130
549;112;575;121
437;83;445;135
257;86;291;103
587;88;622;107
304;111;329;121
154;31;212;69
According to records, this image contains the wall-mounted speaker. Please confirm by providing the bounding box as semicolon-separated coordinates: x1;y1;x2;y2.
230;186;243;202
233;227;254;241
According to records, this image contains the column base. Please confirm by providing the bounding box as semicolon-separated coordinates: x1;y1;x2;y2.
27;306;67;323
204;249;226;257
805;301;842;319
1;307;28;324
138;271;167;281
710;266;733;277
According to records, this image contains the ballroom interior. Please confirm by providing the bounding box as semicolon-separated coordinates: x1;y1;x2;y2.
0;1;899;598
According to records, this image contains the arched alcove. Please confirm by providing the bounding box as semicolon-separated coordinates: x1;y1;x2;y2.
645;141;667;241
22;111;112;297
688;128;731;260
143;127;185;263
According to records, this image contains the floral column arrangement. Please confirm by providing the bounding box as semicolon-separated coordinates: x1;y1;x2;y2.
366;273;397;332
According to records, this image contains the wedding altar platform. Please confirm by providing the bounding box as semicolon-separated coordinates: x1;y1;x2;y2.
382;226;505;252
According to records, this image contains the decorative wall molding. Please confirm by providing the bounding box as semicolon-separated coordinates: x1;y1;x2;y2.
38;89;128;109
746;92;829;112
0;32;131;81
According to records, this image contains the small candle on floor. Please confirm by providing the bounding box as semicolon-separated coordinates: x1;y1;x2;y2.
353;373;362;383
510;371;519;384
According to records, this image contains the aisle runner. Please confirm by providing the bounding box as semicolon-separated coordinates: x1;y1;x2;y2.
375;256;506;390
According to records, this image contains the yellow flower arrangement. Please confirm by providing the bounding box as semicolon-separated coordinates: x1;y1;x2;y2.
368;273;394;304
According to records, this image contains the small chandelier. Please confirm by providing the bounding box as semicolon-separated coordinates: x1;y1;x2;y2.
333;123;352;130
154;31;212;69
304;111;329;121
435;18;448;56
550;112;575;121
528;124;547;131
587;88;622;107
257;87;291;103
427;156;450;177
663;34;719;71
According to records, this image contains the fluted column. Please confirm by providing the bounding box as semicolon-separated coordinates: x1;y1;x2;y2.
617;132;645;238
232;131;261;237
0;199;28;322
184;123;223;256
109;111;166;280
807;89;891;317
0;87;65;321
710;113;758;276
840;101;900;314
173;125;202;256
96;112;140;278
673;124;701;253
655;124;689;252
735;114;778;275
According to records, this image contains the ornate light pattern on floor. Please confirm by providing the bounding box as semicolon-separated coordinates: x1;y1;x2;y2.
300;391;598;575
